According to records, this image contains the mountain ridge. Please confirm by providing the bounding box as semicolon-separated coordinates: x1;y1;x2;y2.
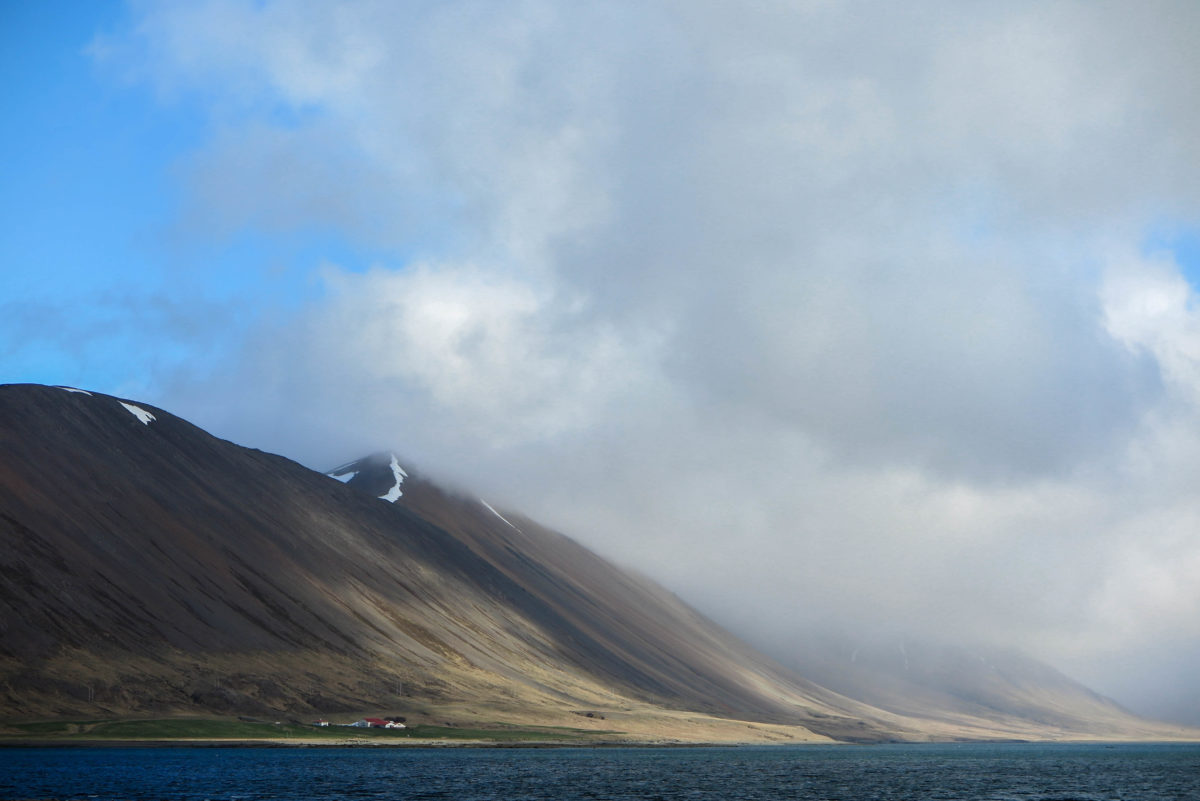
0;383;1192;743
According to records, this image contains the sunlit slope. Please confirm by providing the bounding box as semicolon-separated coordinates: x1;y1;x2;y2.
0;384;861;739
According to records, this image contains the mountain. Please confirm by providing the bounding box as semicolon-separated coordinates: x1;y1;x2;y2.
0;384;1190;742
769;632;1168;738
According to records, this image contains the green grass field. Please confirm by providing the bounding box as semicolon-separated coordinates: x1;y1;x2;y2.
0;717;612;743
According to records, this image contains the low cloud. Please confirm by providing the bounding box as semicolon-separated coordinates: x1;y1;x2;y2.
99;0;1200;722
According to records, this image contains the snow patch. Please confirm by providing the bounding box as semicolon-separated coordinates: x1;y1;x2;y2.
119;402;156;425
480;499;522;533
325;458;361;483
55;386;92;395
378;454;407;503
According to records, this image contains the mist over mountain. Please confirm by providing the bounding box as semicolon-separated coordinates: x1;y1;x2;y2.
1;383;1192;743
7;1;1200;733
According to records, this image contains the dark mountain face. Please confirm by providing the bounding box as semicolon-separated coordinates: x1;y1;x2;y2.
0;384;1187;741
0;384;871;736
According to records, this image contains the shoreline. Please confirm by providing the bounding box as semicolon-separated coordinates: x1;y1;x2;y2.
6;737;1200;749
0;737;783;749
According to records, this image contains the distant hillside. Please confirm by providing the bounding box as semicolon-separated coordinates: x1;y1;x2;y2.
0;383;1190;742
768;632;1176;740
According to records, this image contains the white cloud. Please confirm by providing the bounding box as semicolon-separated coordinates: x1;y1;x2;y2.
313;262;661;445
1104;252;1200;400
114;0;1200;721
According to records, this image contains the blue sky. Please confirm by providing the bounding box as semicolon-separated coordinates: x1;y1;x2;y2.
2;2;236;399
5;1;1200;724
1;1;392;395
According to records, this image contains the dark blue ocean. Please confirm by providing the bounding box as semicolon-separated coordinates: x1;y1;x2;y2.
2;743;1199;800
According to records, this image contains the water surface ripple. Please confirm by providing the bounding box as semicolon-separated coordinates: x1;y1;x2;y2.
2;743;1198;800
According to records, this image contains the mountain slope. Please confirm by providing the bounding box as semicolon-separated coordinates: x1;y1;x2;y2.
770;632;1174;739
0;384;1190;742
0;385;871;739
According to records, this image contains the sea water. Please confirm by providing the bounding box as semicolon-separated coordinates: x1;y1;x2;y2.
2;743;1199;800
